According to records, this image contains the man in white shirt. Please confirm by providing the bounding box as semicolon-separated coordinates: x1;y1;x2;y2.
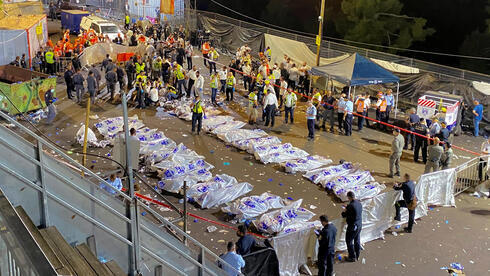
187;65;197;98
194;70;204;98
263;88;278;127
288;64;299;90
242;63;252;91
480;137;490;183
279;76;288;109
149;86;159;104
337;93;346;133
258;61;268;79
218;66;228;94
185;41;193;70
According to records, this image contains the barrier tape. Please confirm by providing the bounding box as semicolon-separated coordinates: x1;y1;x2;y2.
192;54;480;156
127;189;267;239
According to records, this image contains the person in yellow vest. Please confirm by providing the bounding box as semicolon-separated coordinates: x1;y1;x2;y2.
45;49;55;75
375;91;388;131
265;46;272;61
166;84;178;101
124;15;130;30
225;71;236;101
210;72;219;104
135;71;148;88
208;47;219;74
355;94;368;131
135;58;145;75
173;62;186;97
190;95;206;135
248;90;258;125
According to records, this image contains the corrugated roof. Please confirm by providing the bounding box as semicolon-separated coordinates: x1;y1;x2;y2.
0;14;45;30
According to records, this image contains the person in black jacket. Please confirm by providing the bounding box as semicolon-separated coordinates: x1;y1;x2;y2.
72;54;81;71
64;64;74;100
72;69;85;104
394;173;416;233
105;67;118;101
341;191;362;262
235;224;256;256
125;59;136;89
116;66;125;91
317;215;337;276
87;71;97;104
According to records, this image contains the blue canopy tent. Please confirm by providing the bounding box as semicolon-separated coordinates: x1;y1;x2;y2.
311;53;401;117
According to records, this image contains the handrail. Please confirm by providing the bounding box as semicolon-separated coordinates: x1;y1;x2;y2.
455;154;489;172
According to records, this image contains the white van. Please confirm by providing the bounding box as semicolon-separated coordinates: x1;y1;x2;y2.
80;15;123;41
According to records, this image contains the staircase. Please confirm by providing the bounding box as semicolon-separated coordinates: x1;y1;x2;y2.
0;109;233;276
16;206;125;276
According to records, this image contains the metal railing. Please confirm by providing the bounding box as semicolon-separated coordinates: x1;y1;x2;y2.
194;9;490;83
454;155;489;195
0;109;240;276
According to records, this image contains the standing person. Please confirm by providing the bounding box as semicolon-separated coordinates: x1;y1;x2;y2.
336;93;346;134
278;76;288;109
194;70;204;98
406;108;420;150
64;64;74;100
429;118;441;137
218;66;228;94
185;41;193;70
321;91;336;132
388;129;405;178
106;67;118;101
173;62;186;97
49;2;56;21
288;64;299;91
210;72;219;105
235;225;256;256
437;122;450;144
248;89;258;125
125;59;136;89
414;118;429;163
32;52;42;72
72;69;85;104
480;137;490;182
355;94;368;131
440;143;453;170
89;65;101;91
306;101;317;141
283;89;297;124
375;92;388;130
393;173;416;233
87;71;97;104
472;99;483;137
343;96;354;136
201;41;210;67
225;72;236;101
44;87;56;124
187;65;197;98
341;191;362;262
190;95;205;135
124;14;130;30
72;53;81;71
208;47;219;74
20;54;27;68
424;137;444;173
242;62;252;91
218;242;245;276
45;48;55;75
317;215;337;276
116;65;125;91
263;88;278;128
385;89;394;123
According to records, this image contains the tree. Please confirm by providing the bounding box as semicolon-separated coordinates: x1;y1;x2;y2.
261;0;319;34
459;1;490;74
336;0;434;52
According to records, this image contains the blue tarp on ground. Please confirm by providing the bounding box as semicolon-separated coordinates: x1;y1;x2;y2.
311;53;400;86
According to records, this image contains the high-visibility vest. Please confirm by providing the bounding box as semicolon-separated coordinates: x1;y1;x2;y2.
226;76;235;87
265;48;271;58
168;86;177;94
379;99;387;112
125;16;130;24
192;100;203;113
175;65;184;80
202;43;210;54
210;76;218;88
356;98;365;113
136;74;147;86
45;51;54;64
248;92;256;105
135;62;145;74
256;72;263;81
312;92;321;104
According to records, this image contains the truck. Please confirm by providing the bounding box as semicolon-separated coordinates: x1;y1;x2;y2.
80;15;123;41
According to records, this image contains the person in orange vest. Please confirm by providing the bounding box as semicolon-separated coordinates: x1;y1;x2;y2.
375;91;388;131
355;93;368;131
63;30;70;42
201;41;210;67
47;39;54;49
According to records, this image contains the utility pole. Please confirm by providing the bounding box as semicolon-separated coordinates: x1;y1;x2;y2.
316;0;326;66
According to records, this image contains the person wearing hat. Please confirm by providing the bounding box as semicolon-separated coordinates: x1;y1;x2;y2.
424;137;444;173
388;128;405;178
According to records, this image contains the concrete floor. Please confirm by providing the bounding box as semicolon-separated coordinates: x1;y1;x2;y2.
19;19;490;275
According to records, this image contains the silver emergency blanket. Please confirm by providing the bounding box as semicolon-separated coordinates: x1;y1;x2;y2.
253;143;294;160
195;181;253;209
157;167;213;193
94;115;145;140
221;192;285;220
217;128;268;144
140;137;177;156
283;155;333;174
280;220;322;235
202;115;236;132
187;174;238;198
324;170;385;201
76;125;110;148
145;143;188;166
255;200;315;234
234;136;282;153
259;149;310;164
303;163;357;186
174;99;193;121
211;120;247;135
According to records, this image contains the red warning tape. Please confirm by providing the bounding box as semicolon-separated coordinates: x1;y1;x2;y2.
197;55;480;156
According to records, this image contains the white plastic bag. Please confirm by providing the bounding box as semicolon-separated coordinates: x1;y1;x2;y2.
255;199;315;234
283;155;333;174
195;181;253;209
221;192;285;220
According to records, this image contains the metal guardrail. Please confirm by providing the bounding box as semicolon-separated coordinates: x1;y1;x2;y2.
0;110;240;276
194;9;490;84
454;155;489;195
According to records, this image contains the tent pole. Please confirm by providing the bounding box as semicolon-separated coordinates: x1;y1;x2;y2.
353;86;356;100
348;86;352;98
394;82;400;119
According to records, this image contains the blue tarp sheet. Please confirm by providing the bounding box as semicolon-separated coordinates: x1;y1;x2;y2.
311;53;400;86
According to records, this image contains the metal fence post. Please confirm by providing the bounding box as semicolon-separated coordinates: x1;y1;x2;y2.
36;141;49;228
183;181;188;246
198;247;205;276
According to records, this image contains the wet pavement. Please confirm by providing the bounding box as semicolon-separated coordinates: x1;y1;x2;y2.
14;20;490;275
